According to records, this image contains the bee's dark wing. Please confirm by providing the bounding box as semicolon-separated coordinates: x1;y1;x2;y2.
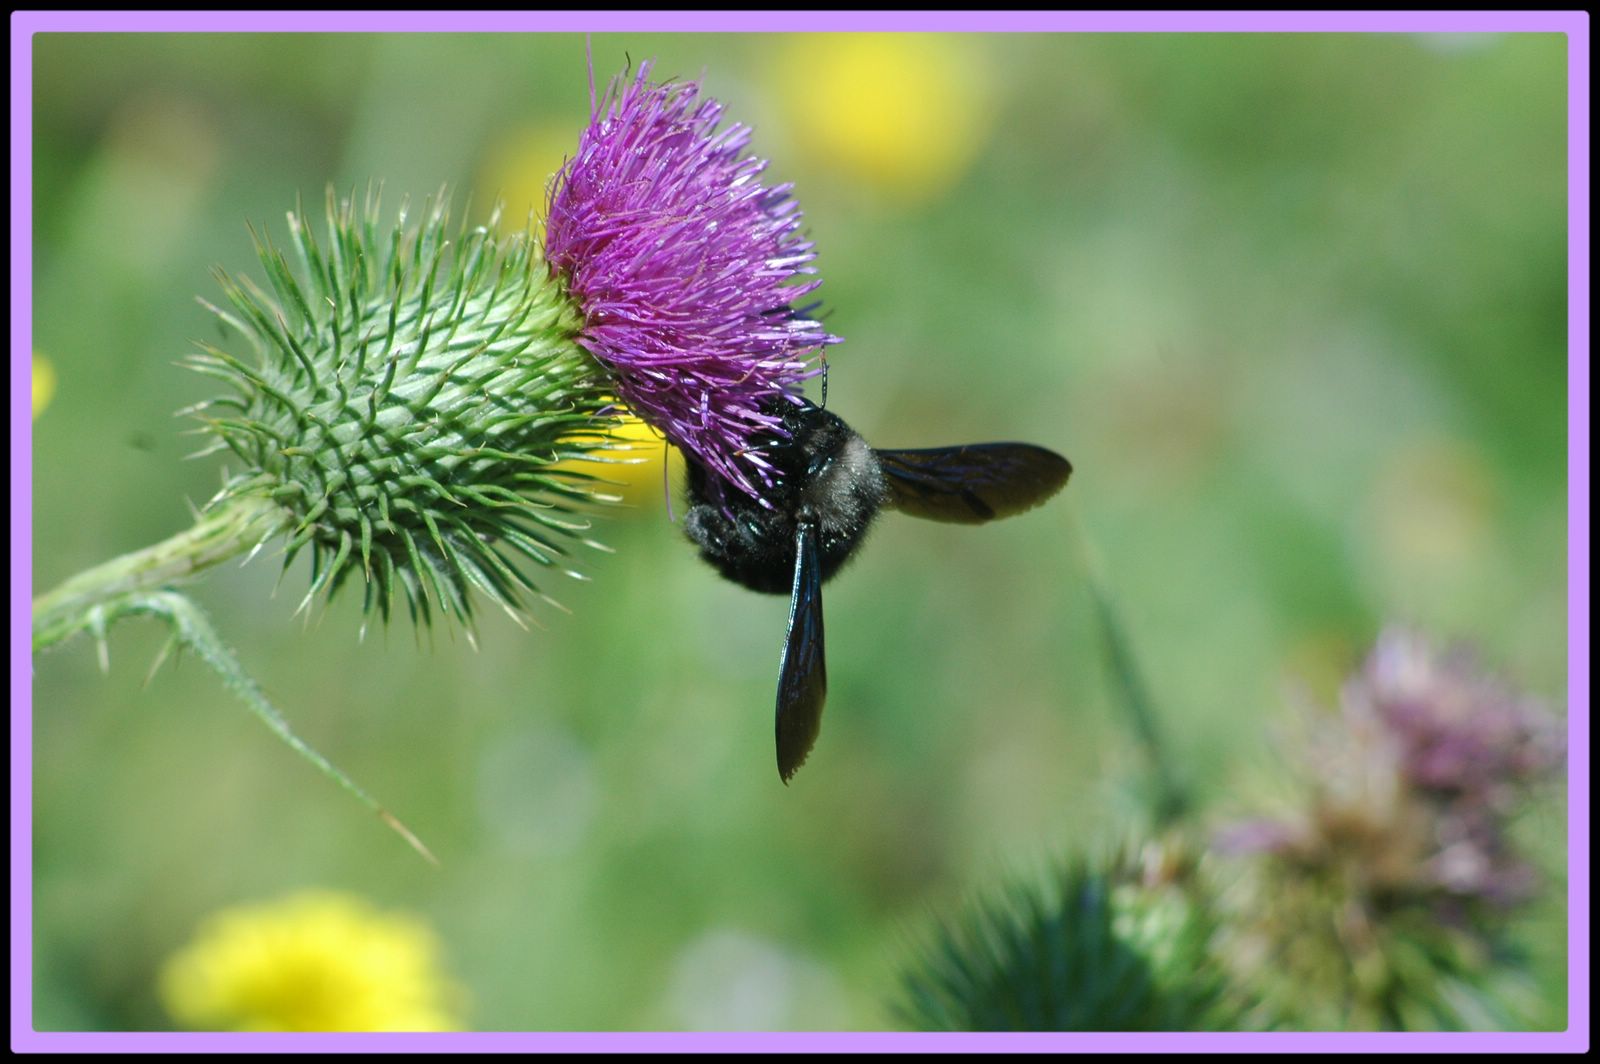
775;522;827;783
876;444;1072;524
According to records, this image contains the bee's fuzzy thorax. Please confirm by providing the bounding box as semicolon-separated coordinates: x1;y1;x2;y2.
802;430;887;540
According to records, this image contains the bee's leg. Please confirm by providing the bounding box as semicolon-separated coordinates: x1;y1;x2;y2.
683;502;736;557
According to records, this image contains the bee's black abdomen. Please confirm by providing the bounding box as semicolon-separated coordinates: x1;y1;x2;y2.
682;499;800;594
682;397;887;595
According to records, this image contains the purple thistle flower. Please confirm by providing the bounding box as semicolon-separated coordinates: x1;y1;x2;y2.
1351;628;1565;799
1210;629;1564;1028
1218;627;1564;911
1348;628;1564;906
1211;817;1304;857
544;62;838;504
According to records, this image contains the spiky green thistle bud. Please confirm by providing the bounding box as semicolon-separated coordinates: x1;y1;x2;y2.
31;187;626;858
186;187;620;630
895;844;1248;1032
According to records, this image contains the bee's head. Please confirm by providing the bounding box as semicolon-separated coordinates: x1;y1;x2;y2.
754;395;850;481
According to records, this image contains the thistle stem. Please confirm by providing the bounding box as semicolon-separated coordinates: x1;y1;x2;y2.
32;494;290;653
31;496;437;864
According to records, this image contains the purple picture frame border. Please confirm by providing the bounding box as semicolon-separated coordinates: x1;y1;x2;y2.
11;9;1590;1054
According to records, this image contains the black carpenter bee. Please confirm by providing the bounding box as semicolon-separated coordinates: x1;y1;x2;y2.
683;394;1072;782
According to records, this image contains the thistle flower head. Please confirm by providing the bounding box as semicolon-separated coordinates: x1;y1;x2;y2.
1344;629;1565;905
183;62;841;632
1352;628;1565;799
1221;629;1562;905
1214;628;1565;1029
545;62;838;504
189;188;619;630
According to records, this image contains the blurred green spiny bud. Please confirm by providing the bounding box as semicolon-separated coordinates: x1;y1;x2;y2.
896;841;1247;1032
185;187;623;630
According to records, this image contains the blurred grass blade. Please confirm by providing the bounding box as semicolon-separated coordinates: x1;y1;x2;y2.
1069;510;1190;824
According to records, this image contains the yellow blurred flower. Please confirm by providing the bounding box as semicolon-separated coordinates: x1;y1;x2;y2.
553;409;686;512
475;122;576;238
160;890;464;1032
771;34;993;203
33;352;56;418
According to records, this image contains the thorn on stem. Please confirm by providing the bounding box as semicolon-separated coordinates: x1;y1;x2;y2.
379;809;440;868
144;635;180;688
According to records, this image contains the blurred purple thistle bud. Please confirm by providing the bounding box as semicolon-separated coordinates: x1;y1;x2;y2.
1214;628;1565;1028
1352;628;1565;800
1211;817;1305;858
1220;627;1563;906
1347;628;1565;906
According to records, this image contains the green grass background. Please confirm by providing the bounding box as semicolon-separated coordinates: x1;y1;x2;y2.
30;31;1570;1031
